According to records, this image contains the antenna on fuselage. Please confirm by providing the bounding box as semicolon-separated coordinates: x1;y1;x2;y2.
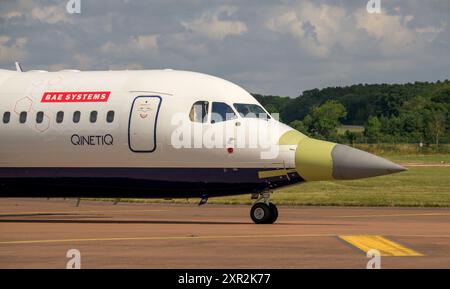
15;62;23;72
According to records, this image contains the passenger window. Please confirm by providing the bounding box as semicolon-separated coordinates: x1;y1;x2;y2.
106;110;115;123
73;111;81;123
36;111;44;124
90;111;98;123
19;111;27;124
56;111;64;123
3;111;11;124
189;101;209;123
211;102;236;123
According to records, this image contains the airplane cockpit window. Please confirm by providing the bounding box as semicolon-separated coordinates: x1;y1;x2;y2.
106;111;115;123
56;111;64;123
36;111;44;124
90;111;98;123
211;102;236;123
19;111;27;124
73;111;81;123
189;101;209;123
3;111;10;124
233;103;270;120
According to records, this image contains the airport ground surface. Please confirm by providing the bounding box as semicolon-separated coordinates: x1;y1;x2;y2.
1;198;450;268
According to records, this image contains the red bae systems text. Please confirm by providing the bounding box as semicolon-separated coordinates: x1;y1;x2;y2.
41;91;110;103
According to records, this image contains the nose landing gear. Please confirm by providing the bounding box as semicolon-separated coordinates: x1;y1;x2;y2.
250;192;278;224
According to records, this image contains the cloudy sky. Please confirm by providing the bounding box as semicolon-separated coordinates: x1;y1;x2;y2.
0;0;449;96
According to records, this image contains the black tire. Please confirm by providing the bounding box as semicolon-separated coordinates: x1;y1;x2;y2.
268;203;278;224
250;203;272;224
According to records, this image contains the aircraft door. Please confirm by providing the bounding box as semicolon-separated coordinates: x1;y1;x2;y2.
128;96;162;152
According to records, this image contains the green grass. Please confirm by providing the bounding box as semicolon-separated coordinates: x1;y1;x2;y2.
353;143;450;155
209;167;450;207
385;154;450;164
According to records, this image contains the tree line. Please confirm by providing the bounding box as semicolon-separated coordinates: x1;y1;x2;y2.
254;80;450;146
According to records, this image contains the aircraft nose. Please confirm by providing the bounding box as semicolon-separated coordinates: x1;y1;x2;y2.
293;136;406;181
331;144;406;180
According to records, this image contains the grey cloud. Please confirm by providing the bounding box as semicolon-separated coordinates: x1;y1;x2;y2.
0;0;448;96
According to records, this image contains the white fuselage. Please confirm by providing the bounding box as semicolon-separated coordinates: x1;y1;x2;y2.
0;69;300;198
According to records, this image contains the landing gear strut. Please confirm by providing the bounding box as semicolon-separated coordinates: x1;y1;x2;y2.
250;192;278;224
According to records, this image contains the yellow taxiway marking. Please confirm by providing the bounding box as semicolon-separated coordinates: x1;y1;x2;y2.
278;210;450;219
334;212;450;218
0;209;167;216
339;235;423;256
0;233;335;245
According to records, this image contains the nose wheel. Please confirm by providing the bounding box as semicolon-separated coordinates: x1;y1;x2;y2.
250;202;278;224
250;191;278;224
